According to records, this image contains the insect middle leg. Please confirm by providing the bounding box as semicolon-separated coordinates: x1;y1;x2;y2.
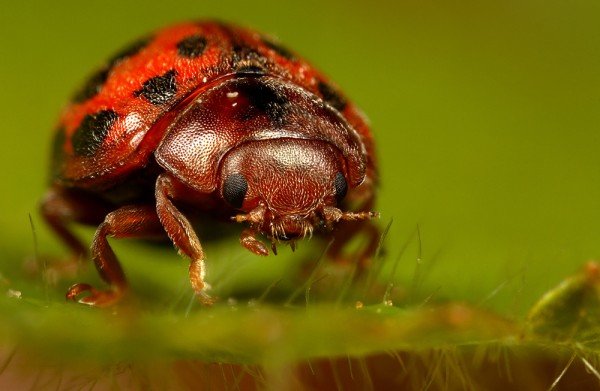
66;205;165;307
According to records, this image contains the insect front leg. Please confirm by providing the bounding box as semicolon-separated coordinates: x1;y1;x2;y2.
155;174;214;305
66;205;165;307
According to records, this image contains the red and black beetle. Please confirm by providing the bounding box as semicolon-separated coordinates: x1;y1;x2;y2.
41;21;378;306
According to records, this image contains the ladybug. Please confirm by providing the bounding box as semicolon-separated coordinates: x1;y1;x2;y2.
41;21;378;307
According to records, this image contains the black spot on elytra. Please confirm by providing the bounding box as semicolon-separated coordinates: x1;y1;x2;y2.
71;36;151;104
236;65;266;75
50;127;66;177
134;70;178;105
261;36;295;60
232;44;254;61
231;44;270;72
318;81;347;111
72;67;110;103
72;110;118;157
177;35;207;58
108;36;152;67
236;79;289;124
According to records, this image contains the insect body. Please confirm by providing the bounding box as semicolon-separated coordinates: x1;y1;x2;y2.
42;21;378;306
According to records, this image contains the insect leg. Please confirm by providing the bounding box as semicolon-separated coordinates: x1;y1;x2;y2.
155;174;214;305
38;186;115;283
66;205;164;307
40;187;114;259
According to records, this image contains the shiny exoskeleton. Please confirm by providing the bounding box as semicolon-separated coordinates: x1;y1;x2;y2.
42;21;378;306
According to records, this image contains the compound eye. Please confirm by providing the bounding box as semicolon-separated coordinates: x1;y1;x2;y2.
222;173;248;208
334;172;348;203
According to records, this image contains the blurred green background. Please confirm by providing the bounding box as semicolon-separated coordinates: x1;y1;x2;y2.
0;0;599;319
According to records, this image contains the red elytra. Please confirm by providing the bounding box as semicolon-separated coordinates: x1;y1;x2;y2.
42;21;378;306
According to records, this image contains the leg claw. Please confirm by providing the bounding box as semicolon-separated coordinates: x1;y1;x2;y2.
196;290;216;306
66;283;124;307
